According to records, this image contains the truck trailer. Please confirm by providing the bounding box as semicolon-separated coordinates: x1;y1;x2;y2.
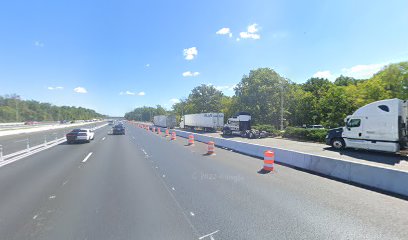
325;98;408;153
179;113;224;131
153;115;177;129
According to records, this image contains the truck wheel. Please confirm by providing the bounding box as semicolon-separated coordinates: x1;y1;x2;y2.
331;138;345;150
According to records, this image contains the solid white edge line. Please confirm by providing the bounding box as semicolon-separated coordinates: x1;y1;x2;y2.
199;230;219;240
82;152;93;163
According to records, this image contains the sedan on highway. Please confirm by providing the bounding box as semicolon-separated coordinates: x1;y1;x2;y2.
66;128;95;143
112;125;125;135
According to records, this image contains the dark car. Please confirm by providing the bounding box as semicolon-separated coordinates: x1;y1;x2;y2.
112;125;125;135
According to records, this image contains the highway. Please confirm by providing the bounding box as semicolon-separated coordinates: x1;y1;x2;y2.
0;123;407;240
0;122;104;156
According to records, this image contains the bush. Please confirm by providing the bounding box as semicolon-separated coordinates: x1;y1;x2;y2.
252;124;282;137
282;127;327;142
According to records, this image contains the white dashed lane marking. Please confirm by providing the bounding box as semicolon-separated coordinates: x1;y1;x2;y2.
82;152;93;163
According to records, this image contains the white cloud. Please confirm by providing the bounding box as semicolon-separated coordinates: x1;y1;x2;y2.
138;91;145;96
47;86;63;90
120;90;136;95
34;41;45;47
182;71;200;77
247;24;258;33
341;63;386;79
239;23;261;40
216;27;232;37
74;87;87;93
236;38;240;42
312;70;333;80
239;32;260;39
170;98;180;104
145;63;150;67
215;85;236;91
183;47;198;60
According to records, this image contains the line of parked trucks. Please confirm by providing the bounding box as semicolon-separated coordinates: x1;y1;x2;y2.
151;98;408;154
153;112;268;139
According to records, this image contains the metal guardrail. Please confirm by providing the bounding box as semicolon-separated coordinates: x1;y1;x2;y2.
0;123;108;163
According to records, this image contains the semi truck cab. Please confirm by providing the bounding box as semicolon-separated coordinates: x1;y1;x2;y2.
326;98;408;153
223;112;253;136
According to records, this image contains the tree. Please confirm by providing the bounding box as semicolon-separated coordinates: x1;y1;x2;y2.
286;84;317;127
369;62;408;99
234;68;290;127
334;75;358;86
318;85;357;128
0;95;104;122
187;84;224;113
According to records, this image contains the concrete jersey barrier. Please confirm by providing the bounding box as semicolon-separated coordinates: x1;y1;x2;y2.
164;127;408;197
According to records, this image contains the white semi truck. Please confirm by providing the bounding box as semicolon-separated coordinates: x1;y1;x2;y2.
325;98;408;153
179;113;224;131
153;115;177;129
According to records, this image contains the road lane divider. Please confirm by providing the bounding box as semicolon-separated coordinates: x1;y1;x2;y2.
82;152;93;163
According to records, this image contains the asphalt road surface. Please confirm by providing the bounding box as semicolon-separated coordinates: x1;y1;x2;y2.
0;122;105;156
0;123;407;240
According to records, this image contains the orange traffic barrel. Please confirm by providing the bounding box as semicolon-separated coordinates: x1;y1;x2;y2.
165;129;169;137
188;135;194;145
263;150;275;171
207;141;215;155
171;131;176;140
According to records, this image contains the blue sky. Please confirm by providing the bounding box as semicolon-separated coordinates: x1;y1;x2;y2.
1;0;407;116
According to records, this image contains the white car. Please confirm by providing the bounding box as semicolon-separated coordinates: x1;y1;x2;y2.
66;128;95;143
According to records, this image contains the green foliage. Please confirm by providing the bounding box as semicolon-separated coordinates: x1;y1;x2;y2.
169;84;226;121
234;68;290;127
283;127;327;142
188;84;224;113
0;95;104;123
252;124;281;136
334;75;359;86
124;105;168;121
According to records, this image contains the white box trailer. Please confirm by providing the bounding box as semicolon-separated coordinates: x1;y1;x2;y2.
153;115;177;129
180;113;224;131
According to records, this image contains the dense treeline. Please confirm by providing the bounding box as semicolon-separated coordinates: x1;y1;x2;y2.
0;95;104;123
124;105;167;122
125;61;408;129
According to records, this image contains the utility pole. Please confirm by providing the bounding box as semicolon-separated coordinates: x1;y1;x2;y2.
13;95;20;122
280;78;285;131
